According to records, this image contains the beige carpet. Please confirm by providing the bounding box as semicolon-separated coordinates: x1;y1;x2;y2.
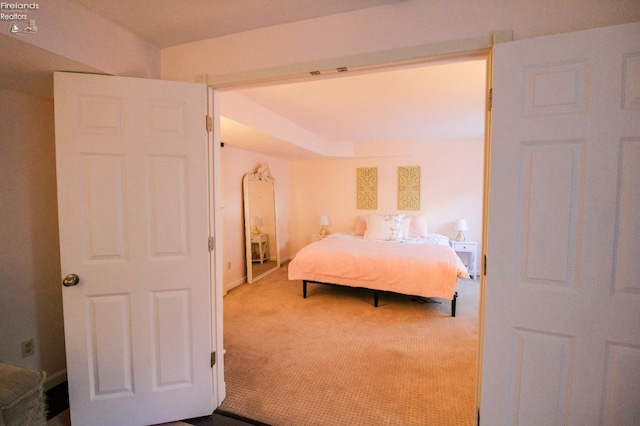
220;263;479;425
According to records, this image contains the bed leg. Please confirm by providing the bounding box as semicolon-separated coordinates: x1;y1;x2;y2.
303;281;308;298
451;291;458;317
374;291;379;307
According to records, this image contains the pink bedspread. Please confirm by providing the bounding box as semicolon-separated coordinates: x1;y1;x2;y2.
288;236;468;300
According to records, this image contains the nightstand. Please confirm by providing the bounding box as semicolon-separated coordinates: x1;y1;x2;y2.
311;234;328;242
250;233;269;263
450;240;478;279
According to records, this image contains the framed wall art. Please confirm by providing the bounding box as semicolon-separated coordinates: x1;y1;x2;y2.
398;166;420;210
356;167;377;210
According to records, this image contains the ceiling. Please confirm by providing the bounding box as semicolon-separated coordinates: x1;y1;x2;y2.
3;1;487;160
222;58;487;159
68;0;405;49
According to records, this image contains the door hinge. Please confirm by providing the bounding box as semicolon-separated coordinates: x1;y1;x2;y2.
208;236;214;252
483;255;487;276
206;115;213;132
488;88;492;111
211;351;216;367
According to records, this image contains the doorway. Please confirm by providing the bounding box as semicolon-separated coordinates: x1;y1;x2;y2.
216;51;490;425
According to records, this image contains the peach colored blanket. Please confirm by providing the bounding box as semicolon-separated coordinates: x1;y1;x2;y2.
288;235;469;300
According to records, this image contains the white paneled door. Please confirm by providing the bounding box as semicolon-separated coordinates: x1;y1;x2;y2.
482;22;640;425
54;72;216;425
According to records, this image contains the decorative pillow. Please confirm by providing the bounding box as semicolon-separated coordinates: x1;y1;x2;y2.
409;214;428;238
364;214;405;241
354;215;367;236
402;217;412;239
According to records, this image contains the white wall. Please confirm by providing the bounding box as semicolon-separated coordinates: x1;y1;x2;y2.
161;0;640;83
221;146;290;291
0;88;66;388
289;138;484;254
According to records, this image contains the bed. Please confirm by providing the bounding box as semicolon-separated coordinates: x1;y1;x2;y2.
288;215;470;316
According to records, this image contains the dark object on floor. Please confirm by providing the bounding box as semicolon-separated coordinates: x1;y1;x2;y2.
45;382;69;420
185;409;270;425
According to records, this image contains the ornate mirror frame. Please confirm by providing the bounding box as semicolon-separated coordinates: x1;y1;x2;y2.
243;163;280;283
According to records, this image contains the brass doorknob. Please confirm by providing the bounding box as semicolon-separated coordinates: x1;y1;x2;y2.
62;273;80;287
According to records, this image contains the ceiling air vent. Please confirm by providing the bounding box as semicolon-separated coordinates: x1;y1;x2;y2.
336;67;348;72
310;70;321;76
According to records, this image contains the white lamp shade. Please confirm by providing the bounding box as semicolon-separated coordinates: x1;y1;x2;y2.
251;216;262;226
455;219;468;231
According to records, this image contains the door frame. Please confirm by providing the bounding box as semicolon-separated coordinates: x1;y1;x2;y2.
209;36;497;423
476;44;495;421
208;87;226;406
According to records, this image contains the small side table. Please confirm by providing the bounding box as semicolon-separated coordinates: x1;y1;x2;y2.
450;240;478;279
311;234;329;243
251;233;269;263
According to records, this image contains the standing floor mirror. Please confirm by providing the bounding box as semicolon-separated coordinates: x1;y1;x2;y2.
243;163;280;283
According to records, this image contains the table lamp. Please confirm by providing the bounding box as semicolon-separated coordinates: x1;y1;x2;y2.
455;219;468;242
319;215;330;236
251;216;262;235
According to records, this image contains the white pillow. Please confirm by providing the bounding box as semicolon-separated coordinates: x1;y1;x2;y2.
402;217;412;239
364;214;405;241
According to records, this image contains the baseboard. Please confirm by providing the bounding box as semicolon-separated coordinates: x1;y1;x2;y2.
226;277;247;292
44;369;67;391
225;259;291;293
